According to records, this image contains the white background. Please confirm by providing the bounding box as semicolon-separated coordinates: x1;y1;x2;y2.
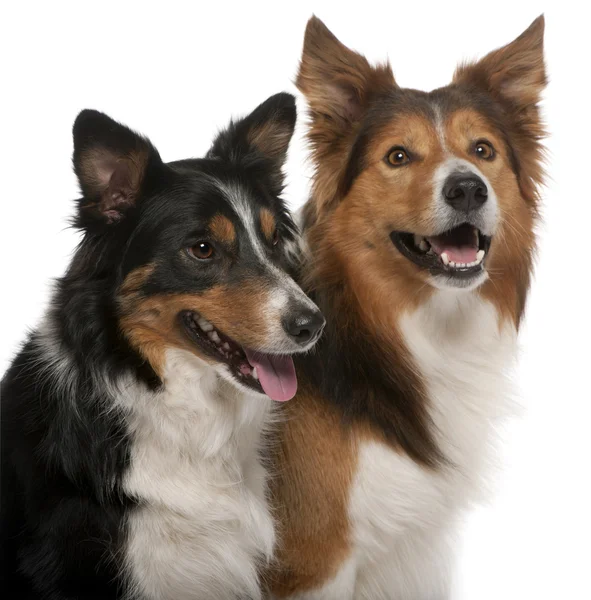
1;1;590;598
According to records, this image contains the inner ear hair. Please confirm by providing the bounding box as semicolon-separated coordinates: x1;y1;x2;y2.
79;148;150;224
247;117;293;163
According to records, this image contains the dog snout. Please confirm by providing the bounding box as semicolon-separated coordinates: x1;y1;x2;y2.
282;306;325;347
443;173;488;212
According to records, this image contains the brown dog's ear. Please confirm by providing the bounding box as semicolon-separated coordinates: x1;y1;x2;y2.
296;17;395;214
453;15;546;108
73;110;161;227
297;16;395;135
453;16;547;203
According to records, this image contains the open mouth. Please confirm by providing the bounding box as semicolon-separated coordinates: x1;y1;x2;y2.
180;311;297;402
390;223;492;279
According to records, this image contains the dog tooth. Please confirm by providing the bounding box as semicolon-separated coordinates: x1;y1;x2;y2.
222;342;230;351
209;331;221;344
252;367;258;380
419;239;429;252
449;261;456;268
414;234;423;247
476;249;485;263
441;252;450;266
198;317;213;332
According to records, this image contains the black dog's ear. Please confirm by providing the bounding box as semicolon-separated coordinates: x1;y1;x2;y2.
207;93;296;187
73;110;161;226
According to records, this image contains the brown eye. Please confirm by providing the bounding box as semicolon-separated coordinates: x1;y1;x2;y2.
474;140;495;160
386;147;410;167
189;242;214;260
272;230;280;246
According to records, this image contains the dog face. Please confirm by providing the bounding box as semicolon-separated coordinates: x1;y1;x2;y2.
298;17;545;319
72;94;324;401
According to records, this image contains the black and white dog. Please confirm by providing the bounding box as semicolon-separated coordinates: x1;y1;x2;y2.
1;93;324;600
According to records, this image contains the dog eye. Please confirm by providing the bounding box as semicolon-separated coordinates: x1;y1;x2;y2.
385;147;411;167
189;242;214;260
474;140;495;160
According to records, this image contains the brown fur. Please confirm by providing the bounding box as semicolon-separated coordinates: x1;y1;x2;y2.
269;15;546;595
267;387;357;596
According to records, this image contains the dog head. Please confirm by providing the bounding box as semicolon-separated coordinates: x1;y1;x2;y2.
72;94;324;401
298;16;546;323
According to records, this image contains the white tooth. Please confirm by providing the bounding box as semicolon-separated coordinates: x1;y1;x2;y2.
223;342;230;351
474;229;480;245
414;234;422;247
419;239;429;252
198;317;213;332
441;252;450;266
476;249;485;263
252;367;258;380
208;331;221;344
450;261;456;268
460;262;467;268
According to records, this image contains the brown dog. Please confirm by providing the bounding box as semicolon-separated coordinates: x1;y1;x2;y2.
268;16;546;599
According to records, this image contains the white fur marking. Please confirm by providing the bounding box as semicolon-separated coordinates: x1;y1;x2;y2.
118;348;276;600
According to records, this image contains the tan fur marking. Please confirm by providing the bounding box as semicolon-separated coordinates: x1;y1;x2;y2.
118;266;275;377
209;214;236;245
260;208;276;242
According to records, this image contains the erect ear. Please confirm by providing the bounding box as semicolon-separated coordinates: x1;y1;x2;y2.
73;110;160;226
297;16;395;134
453;16;547;203
207;92;296;189
454;16;546;112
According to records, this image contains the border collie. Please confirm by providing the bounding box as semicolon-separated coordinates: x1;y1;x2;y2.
268;17;546;599
1;93;324;600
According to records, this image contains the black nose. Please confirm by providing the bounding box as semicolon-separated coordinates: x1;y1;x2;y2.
443;173;488;212
282;307;325;346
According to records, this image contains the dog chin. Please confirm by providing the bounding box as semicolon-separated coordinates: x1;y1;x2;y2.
429;270;489;292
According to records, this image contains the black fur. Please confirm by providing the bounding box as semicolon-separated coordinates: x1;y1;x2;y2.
1;93;297;599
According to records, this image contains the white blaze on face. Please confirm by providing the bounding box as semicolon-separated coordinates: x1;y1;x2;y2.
431;107;499;237
213;179;321;353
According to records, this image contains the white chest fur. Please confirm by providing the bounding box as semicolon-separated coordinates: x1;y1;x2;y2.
115;349;275;600
348;292;518;600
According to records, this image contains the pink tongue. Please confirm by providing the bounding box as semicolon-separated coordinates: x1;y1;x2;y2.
244;349;297;402
427;238;478;264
